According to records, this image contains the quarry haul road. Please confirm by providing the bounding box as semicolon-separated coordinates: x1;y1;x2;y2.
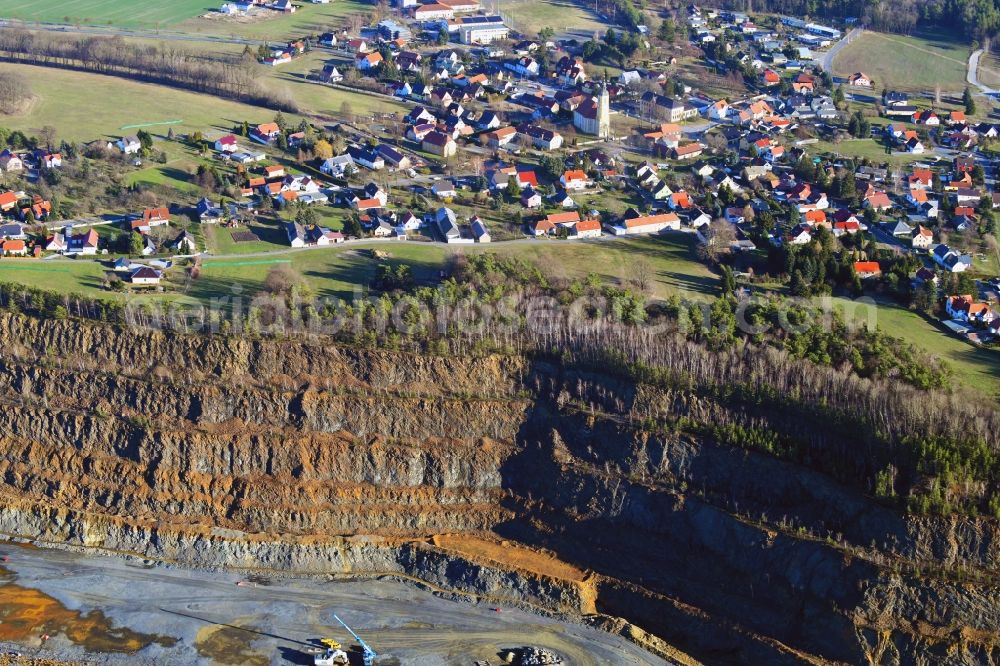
0;541;667;666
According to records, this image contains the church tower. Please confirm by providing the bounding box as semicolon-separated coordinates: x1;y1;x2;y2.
597;82;610;139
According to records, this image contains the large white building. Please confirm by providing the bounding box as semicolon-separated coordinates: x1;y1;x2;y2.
459;15;509;43
573;83;610;138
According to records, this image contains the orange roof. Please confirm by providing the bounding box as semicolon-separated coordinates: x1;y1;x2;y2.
909;189;928;203
674;143;702;155
356;198;382;209
257;122;280;135
853;261;881;273
489;126;517;138
671;191;692;207
264;165;284;174
0;192;17;207
624;212;679;228
866;192;892;208
2;239;25;251
143;206;169;222
563;169;587;181
545;211;581;224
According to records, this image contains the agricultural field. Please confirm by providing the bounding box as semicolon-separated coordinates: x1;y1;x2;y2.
0;0;208;27
833;30;970;93
0;59;406;143
499;0;606;40
178;0;374;40
0;63;297;142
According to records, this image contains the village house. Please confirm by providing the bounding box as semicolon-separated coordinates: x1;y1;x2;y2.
560;170;590;191
946;294;996;323
1;239;26;256
484;126;518;148
848;72;872;87
932;244;973;272
0;151;23;173
673;143;704;160
435;207;462;242
115;136;142;155
612;211;681;236
570;218;602;239
251;122;281;145
215;135;239;153
422;131;458;157
911;225;934;249
853;261;882;279
130;266;163;286
471;216;491;243
520;125;563;151
520;187;542;209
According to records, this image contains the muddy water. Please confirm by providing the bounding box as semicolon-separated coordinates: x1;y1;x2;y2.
0;565;176;653
195;623;270;666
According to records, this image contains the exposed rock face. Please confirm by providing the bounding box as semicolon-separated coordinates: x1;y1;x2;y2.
0;313;996;665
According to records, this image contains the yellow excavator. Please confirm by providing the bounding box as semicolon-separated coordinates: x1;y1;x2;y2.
314;638;349;666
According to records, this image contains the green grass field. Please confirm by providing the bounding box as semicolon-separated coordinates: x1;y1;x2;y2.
500;0;605;40
833;30;970;92
833;297;1000;399
0;0;208;27
178;0;373;40
0;63;294;141
0;258;109;293
263;51;408;118
190;233;718;300
0;60;405;142
0;233;717;304
809;138;932;166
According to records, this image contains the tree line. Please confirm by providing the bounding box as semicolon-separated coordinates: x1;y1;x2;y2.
0;28;298;112
715;0;1000;38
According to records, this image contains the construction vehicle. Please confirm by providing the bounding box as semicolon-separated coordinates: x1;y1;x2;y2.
313;638;349;666
334;613;377;666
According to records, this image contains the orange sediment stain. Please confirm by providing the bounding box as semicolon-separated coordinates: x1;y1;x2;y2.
0;566;176;653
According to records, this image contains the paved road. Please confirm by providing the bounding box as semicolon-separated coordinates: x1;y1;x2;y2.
815;27;863;75
968;48;997;95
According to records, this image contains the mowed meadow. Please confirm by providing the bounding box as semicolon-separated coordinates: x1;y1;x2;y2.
0;0;377;40
833;30;970;92
0;63;297;141
0;0;210;27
